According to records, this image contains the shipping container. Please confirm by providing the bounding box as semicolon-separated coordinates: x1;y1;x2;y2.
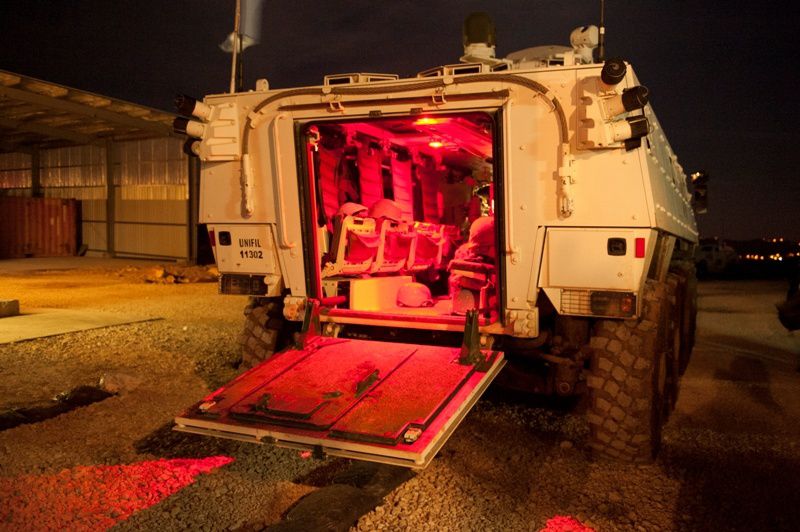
0;197;79;258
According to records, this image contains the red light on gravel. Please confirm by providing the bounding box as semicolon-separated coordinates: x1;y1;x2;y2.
299;450;312;459
540;515;596;532
0;456;234;530
635;237;645;258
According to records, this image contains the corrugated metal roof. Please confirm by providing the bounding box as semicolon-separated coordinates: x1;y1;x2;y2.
0;69;177;153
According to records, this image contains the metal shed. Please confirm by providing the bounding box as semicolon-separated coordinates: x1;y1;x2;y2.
0;69;202;262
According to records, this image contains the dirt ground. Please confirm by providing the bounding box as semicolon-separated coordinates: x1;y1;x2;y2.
1;259;799;531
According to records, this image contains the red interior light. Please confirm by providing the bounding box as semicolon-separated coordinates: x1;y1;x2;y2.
635;237;645;258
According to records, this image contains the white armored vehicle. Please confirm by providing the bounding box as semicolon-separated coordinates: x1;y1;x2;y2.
174;13;699;467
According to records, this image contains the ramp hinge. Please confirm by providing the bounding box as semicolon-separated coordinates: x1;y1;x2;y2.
459;310;485;367
295;299;321;349
312;445;326;460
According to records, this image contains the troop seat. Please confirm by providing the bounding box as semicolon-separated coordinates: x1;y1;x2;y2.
407;222;445;272
322;217;461;279
371;219;415;274
322;215;380;277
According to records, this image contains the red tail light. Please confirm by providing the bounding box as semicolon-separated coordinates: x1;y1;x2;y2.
208;230;216;247
635;237;645;258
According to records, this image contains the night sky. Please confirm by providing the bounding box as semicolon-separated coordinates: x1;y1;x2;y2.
2;1;797;241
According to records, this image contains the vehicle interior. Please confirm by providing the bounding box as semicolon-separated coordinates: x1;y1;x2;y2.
302;111;500;325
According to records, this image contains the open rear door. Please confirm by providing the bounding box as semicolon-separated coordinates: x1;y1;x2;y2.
175;336;504;469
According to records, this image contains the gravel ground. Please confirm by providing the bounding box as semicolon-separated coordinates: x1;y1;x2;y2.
1;263;799;531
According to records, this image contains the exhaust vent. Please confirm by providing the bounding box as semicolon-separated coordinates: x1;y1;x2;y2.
323;73;399;86
416;63;490;78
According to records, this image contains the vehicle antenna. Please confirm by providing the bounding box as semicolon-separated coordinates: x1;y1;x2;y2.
229;0;241;93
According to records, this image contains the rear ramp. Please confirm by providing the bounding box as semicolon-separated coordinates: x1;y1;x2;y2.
175;336;504;469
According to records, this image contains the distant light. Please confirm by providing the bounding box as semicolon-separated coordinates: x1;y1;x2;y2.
428;140;444;148
415;117;439;125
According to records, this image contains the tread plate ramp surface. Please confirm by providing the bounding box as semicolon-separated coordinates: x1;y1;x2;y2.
175;336;503;468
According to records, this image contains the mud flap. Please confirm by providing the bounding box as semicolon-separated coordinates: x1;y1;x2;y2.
175;335;504;469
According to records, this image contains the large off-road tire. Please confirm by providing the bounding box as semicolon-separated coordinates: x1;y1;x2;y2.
669;262;698;375
663;273;684;414
238;297;286;368
679;269;697;375
586;279;675;462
